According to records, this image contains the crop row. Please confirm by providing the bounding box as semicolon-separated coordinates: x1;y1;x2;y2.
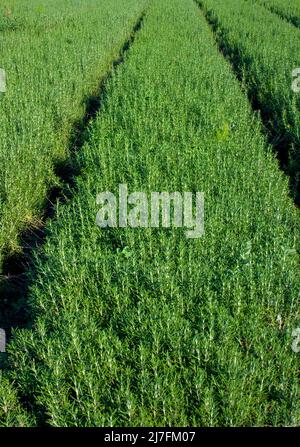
0;0;94;33
4;0;300;426
199;0;300;204
0;0;148;426
251;0;300;28
0;0;147;273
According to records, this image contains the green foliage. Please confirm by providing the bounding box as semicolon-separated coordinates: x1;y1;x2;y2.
6;0;300;426
200;0;300;203
253;0;300;28
0;0;147;427
0;0;147;266
0;371;34;426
